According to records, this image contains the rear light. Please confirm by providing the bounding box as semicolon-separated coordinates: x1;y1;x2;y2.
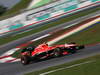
63;52;68;55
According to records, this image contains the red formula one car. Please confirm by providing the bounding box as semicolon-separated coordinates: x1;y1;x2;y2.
20;42;84;65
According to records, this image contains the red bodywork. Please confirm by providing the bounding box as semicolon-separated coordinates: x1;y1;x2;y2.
30;43;76;56
20;43;84;65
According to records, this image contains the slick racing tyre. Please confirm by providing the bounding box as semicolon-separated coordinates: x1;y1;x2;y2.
53;48;62;57
70;49;76;54
21;55;30;65
76;45;85;50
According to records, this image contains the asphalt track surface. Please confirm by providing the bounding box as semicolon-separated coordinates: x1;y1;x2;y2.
0;9;100;75
0;44;100;75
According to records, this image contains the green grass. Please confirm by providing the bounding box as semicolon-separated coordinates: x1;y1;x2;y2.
55;22;100;45
25;54;100;75
0;6;99;45
31;0;53;9
48;60;100;75
0;0;32;20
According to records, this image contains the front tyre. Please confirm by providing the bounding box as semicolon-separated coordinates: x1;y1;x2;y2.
79;45;85;49
76;45;85;50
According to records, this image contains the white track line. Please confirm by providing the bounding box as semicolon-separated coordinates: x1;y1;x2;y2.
31;34;51;42
39;60;94;75
63;22;79;29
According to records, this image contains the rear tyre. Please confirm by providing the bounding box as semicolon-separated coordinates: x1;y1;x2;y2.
53;48;62;57
65;48;76;54
70;50;76;54
21;55;31;65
